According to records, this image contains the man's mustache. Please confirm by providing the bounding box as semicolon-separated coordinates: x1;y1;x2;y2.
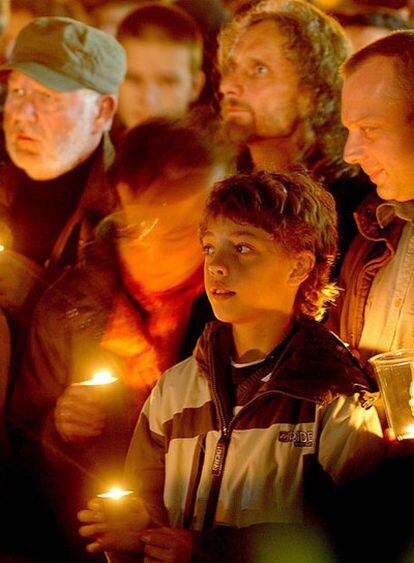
220;99;252;113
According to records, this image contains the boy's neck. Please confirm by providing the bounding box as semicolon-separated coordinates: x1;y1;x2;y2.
232;314;294;364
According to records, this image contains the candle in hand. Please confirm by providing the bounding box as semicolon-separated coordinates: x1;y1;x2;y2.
98;487;134;500
80;370;118;386
97;487;135;518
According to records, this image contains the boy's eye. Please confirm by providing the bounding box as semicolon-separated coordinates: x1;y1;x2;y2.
236;244;251;254
202;244;214;255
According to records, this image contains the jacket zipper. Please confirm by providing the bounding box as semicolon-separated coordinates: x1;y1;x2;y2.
202;357;321;529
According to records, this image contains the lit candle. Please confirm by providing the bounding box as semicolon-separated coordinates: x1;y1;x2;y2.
80;370;118;386
97;487;135;518
0;244;5;253
98;487;134;500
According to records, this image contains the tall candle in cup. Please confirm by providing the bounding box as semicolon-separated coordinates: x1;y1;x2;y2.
369;349;414;441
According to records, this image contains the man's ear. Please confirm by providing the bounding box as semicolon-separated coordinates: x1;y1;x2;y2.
288;251;315;287
94;94;118;133
190;70;205;103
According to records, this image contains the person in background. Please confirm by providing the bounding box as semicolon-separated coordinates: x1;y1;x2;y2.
7;116;232;562
87;0;137;37
114;3;205;136
0;0;89;63
331;7;411;51
78;170;384;563
0;16;125;325
218;0;374;264
174;0;230;108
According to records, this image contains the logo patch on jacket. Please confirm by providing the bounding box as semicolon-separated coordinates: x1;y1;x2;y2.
278;430;313;447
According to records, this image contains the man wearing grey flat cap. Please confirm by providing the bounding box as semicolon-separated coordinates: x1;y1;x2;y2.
0;16;125;562
0;16;126;320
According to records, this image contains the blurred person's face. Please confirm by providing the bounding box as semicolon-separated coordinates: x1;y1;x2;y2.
342;56;414;202
118;37;203;128
220;20;309;146
91;2;137;36
4;71;105;180
116;166;222;293
344;25;390;52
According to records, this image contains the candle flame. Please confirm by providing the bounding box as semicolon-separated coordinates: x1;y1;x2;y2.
98;487;133;500
0;245;5;252
80;370;118;386
405;424;414;438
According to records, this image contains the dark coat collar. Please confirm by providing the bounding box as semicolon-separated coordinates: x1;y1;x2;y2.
195;319;373;407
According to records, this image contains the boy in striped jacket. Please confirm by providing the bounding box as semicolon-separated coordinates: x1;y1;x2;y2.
79;171;384;562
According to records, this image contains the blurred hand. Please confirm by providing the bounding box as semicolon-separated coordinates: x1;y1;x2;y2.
55;384;107;443
78;496;150;554
0;250;43;310
141;527;193;563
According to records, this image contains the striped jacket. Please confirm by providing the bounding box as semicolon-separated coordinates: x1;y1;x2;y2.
124;319;384;534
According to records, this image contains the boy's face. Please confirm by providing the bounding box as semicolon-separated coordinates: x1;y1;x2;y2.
202;216;299;326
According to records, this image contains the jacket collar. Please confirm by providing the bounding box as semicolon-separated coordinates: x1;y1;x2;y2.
355;191;405;250
195;319;373;406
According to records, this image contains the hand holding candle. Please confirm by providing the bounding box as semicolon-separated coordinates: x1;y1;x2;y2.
54;370;118;443
78;487;151;554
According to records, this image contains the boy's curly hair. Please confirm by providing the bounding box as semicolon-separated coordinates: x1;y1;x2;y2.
200;170;338;321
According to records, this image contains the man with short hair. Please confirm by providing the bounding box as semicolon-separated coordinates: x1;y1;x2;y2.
327;31;414;563
332;30;414;363
0;16;126;315
115;3;204;131
218;0;374;257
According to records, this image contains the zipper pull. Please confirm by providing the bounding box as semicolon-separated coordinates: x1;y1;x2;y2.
211;427;229;476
